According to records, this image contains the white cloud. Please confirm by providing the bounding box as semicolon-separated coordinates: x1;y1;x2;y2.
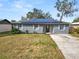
14;4;33;9
13;0;23;9
13;0;33;9
14;4;23;8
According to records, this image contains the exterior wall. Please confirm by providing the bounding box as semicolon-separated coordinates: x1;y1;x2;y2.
13;24;69;34
20;25;34;33
12;24;21;29
34;25;44;33
0;24;12;32
18;25;44;33
50;25;69;34
13;25;19;29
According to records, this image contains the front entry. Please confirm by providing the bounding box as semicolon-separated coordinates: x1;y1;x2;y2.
46;25;50;32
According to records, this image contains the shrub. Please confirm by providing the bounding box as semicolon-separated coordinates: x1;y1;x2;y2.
11;28;22;34
76;27;79;33
69;27;76;34
69;27;79;34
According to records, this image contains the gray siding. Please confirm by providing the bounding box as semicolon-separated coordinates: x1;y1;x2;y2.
19;25;44;33
20;25;34;33
50;25;69;34
13;24;69;34
34;25;44;33
0;24;12;32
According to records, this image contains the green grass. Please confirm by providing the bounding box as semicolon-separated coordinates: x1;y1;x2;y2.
0;34;64;59
0;31;13;37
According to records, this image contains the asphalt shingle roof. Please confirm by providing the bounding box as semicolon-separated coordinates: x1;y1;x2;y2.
0;19;11;24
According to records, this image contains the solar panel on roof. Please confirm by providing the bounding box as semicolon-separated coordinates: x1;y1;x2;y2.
22;19;60;24
27;19;58;23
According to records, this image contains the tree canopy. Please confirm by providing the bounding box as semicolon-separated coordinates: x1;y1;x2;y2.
55;0;78;22
73;17;79;22
26;8;52;19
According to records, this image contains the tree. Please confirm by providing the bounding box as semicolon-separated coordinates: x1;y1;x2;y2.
11;20;16;22
55;0;78;22
73;17;79;22
27;12;33;19
26;8;52;19
21;16;26;20
20;16;27;22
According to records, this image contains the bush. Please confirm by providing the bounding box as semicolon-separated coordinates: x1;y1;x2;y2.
0;28;22;37
11;28;22;34
76;27;79;33
69;27;79;34
69;27;76;34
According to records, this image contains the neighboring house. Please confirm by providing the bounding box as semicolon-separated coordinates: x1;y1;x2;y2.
0;19;12;32
71;22;79;28
12;19;69;34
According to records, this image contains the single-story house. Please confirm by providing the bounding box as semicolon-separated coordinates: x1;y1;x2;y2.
71;22;79;28
0;19;12;32
12;19;69;34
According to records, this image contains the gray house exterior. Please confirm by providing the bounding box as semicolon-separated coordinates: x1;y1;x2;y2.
0;19;12;32
12;19;69;34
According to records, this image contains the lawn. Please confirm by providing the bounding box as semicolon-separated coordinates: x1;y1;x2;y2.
0;31;13;37
0;34;64;59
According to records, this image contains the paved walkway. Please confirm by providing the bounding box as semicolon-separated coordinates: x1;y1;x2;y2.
50;34;79;59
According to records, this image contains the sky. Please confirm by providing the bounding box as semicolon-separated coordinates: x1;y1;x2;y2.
0;0;79;22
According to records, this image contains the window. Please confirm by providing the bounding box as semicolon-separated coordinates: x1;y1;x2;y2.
60;25;64;30
34;25;38;30
18;24;21;27
33;25;39;33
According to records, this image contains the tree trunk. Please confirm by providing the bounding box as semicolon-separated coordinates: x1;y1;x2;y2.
60;13;64;22
59;13;64;30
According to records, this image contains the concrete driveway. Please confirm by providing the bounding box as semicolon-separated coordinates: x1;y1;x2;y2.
50;34;79;59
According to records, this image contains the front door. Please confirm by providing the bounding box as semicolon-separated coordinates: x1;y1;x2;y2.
46;25;50;32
